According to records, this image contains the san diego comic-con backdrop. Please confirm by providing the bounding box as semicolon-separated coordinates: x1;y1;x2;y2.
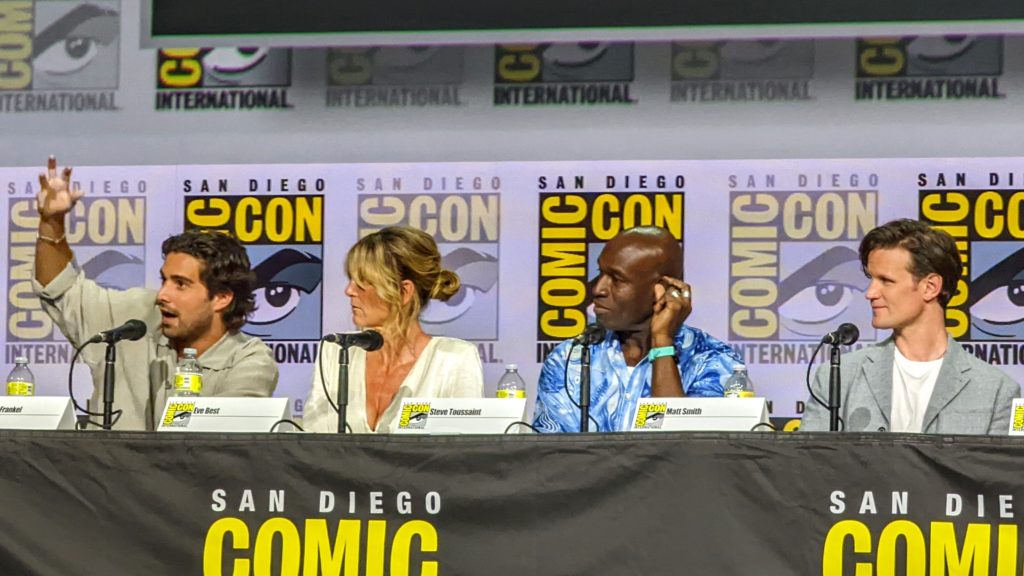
5;158;1024;423
4;2;1024;423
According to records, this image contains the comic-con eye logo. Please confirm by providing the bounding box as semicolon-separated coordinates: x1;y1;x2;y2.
671;40;813;103
728;191;877;341
157;48;290;88
184;196;323;341
857;37;1002;78
161;402;195;428
634;403;667;429
495;43;633;83
921;189;1024;341
856;36;1003;100
8;196;144;343
0;1;120;91
325;46;464;108
358;193;500;340
245;246;323;340
494;43;634;105
672;40;813;80
399;403;431;429
327;46;463;86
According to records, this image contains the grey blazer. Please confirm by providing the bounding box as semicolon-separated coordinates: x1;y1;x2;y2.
802;336;1020;434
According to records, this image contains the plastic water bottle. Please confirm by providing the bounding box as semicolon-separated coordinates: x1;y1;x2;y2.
496;364;526;399
174;348;203;397
724;365;754;398
6;356;34;396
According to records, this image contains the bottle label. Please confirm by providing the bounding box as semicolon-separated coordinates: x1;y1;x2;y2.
174;373;202;396
725;389;755;399
7;381;33;396
497;389;526;399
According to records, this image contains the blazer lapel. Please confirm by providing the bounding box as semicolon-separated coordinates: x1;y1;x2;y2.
862;339;895;428
922;336;970;432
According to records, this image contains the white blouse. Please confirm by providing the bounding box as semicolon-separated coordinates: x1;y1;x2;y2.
304;337;484;433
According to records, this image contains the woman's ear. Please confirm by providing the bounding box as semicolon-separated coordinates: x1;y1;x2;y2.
400;279;416;306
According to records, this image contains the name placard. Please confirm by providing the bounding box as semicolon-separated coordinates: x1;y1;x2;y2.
394;398;529;434
157;397;292;433
1008;399;1024;435
631;397;770;432
0;397;75;430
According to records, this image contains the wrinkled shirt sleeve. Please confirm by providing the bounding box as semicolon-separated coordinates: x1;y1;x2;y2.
679;329;741;397
533;342;578;433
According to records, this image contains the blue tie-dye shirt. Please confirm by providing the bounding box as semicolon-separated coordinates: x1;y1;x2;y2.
533;325;741;433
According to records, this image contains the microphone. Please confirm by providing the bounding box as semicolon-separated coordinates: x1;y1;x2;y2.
324;330;384;351
573;322;604;433
88;319;147;344
573;323;606;346
821;323;859;346
325;329;384;434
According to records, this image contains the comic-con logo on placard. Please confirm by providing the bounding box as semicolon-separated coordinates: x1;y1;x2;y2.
398;402;431;429
0;0;119;113
727;173;879;365
182;177;324;362
856;36;1003;101
919;177;1024;366
356;174;501;362
326;46;464;108
536;173;685;361
7;179;146;364
161;401;195;428
156;48;292;110
633;403;667;430
494;43;635;106
671;40;813;104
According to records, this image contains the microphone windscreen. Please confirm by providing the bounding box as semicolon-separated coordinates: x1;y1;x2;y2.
837;323;859;346
362;330;384;352
122;319;148;342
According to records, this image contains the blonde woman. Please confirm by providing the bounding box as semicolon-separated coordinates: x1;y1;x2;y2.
304;226;484;432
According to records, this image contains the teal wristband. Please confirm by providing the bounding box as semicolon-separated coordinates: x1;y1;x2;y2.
648;346;676;362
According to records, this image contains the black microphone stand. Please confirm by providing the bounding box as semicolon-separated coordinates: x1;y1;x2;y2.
580;344;591;433
827;344;842;432
336;345;350;434
102;342;116;430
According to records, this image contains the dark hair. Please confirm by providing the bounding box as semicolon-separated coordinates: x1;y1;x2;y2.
161;230;256;331
859;219;961;308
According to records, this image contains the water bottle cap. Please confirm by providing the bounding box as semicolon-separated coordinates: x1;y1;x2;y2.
14;356;28;364
733;364;747;372
184;348;198;356
505;363;518;371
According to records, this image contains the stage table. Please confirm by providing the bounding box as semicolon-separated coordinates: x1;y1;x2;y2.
0;430;1020;575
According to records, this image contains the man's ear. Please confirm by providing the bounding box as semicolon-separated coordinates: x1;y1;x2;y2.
920;273;942;303
212;290;234;315
652;282;666;302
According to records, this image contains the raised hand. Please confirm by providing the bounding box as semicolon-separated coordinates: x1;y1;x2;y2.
37;156;83;220
650;276;692;344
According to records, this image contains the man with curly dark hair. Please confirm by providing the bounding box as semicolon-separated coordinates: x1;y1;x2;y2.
32;157;277;430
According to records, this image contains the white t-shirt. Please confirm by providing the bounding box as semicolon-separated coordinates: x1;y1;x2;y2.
890;347;943;433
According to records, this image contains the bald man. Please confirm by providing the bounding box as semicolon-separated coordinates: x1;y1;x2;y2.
533;226;741;433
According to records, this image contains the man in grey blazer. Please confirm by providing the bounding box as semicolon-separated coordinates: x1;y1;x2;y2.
802;219;1020;434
